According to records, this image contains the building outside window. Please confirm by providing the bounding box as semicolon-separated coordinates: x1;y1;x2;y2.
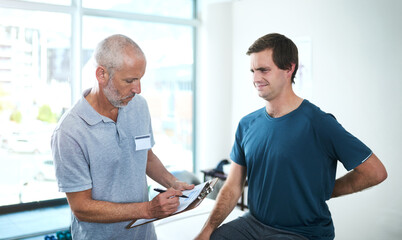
0;0;197;208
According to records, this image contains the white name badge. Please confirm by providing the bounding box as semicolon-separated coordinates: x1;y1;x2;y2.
135;134;151;151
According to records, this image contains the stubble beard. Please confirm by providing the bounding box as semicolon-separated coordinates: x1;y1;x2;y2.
103;77;133;108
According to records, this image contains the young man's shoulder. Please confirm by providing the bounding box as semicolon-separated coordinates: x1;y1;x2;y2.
300;100;336;120
240;107;266;124
298;100;340;137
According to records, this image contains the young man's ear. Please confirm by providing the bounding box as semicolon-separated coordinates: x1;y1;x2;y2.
286;63;296;79
95;66;108;86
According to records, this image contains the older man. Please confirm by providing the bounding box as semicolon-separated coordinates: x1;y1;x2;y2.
51;34;193;239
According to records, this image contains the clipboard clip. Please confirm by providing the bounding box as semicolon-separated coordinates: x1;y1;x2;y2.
197;179;216;200
126;178;219;229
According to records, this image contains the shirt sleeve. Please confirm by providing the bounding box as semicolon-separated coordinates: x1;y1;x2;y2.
51;128;93;193
230;122;247;166
317;113;372;171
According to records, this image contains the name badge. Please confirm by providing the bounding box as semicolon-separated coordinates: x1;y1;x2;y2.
135;134;151;151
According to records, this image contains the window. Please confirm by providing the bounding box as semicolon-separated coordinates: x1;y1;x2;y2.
19;0;71;5
0;7;71;206
83;0;194;19
0;0;197;209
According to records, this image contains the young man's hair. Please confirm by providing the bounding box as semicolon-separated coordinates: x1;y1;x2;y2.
247;33;298;83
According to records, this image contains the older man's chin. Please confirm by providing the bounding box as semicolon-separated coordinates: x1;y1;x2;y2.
118;94;136;108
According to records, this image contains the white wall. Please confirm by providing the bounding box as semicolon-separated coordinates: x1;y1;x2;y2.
198;0;402;239
196;1;234;173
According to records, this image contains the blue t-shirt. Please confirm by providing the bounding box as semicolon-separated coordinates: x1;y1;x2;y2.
230;100;372;240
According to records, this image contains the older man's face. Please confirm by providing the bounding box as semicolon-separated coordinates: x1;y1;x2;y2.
103;50;146;108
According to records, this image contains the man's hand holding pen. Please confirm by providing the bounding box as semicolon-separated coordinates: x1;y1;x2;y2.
146;188;183;218
145;180;194;219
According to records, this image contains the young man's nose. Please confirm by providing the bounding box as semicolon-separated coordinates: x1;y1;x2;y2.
253;72;262;82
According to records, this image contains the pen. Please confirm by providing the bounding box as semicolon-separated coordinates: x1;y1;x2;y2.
153;188;188;198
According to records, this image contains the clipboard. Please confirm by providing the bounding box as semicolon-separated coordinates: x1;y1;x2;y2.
126;178;219;229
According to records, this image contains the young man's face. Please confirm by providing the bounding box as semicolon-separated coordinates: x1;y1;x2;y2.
250;48;290;102
103;49;146;108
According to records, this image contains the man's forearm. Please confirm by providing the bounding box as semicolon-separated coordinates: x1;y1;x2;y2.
68;188;182;223
69;197;150;223
196;161;247;240
331;170;363;198
199;183;243;236
331;169;382;198
331;154;387;198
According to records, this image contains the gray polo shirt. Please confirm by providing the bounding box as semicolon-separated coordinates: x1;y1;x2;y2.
51;89;156;239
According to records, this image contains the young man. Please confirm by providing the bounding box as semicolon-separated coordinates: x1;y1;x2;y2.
195;33;387;240
51;34;193;239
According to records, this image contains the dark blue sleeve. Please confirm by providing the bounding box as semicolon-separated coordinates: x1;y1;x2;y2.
317;113;372;171
230;122;247;166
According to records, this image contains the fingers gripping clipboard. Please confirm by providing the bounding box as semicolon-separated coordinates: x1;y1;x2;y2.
126;178;219;229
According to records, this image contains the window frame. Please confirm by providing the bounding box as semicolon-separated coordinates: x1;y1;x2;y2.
0;0;198;212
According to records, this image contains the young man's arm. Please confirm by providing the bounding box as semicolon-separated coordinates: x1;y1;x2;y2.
331;153;387;198
195;161;247;240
